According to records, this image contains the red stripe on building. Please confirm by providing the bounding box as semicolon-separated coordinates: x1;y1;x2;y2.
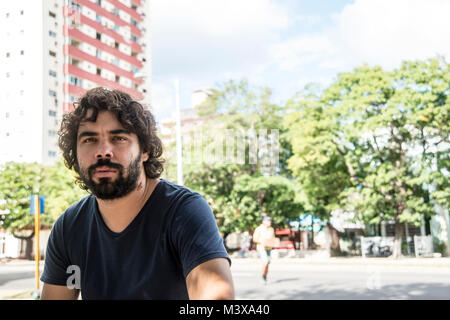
64;83;86;97
65;8;143;54
109;0;142;22
64;44;143;85
64;64;144;100
65;27;143;68
72;0;142;37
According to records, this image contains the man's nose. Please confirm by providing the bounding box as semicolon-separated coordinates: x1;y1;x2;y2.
95;141;113;159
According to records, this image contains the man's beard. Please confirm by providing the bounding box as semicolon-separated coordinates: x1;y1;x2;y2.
78;156;142;200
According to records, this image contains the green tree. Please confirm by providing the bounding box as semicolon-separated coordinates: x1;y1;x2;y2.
287;57;449;258
0;160;88;259
180;80;296;235
221;175;303;234
0;162;48;259
284;84;352;255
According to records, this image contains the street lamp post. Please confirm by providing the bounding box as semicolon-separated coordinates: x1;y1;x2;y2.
174;78;183;186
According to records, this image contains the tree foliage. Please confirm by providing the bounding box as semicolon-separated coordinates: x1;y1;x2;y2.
285;57;449;257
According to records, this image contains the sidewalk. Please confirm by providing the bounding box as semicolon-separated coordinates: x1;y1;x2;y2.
231;250;450;267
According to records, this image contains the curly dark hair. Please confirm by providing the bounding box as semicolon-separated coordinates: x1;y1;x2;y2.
58;87;164;184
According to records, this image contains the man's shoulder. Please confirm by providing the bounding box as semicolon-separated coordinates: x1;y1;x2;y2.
157;179;205;206
54;194;94;227
158;179;199;197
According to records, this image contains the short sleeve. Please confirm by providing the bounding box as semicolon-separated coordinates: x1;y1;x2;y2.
171;195;231;278
40;214;71;286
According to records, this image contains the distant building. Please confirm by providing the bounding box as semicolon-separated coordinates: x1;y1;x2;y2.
0;0;150;165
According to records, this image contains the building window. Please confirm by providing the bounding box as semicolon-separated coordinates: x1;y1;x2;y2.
96;32;101;40
48;130;56;137
48;151;57;157
96;68;101;75
20;10;24;15
70;76;82;86
49;50;56;57
49;11;56;18
6;52;10;58
20;50;24;55
49;70;57;77
48;110;57;117
49;90;57;97
6;72;10;78
49;31;57;38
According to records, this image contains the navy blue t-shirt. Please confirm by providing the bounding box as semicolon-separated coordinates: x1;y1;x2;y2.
41;179;231;300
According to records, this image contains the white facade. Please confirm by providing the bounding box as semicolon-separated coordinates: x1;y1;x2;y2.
0;0;63;165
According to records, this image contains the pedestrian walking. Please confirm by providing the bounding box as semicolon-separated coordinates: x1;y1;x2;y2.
252;216;278;284
40;87;234;300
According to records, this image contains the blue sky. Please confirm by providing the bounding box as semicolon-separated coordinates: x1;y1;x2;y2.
150;0;450;122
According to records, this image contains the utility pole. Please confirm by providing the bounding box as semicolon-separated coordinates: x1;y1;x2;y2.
175;78;183;185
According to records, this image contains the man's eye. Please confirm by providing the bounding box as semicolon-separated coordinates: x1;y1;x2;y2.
113;136;127;141
83;138;96;143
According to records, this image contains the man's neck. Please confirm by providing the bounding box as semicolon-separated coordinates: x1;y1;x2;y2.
96;176;159;233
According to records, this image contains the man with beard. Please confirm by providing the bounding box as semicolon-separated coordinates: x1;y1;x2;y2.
40;87;234;300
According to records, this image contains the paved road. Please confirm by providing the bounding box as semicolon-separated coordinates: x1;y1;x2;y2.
1;258;450;299
231;258;450;300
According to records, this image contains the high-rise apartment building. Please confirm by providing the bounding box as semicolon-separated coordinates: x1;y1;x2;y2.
0;0;150;165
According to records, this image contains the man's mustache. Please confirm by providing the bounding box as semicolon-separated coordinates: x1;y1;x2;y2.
88;159;123;176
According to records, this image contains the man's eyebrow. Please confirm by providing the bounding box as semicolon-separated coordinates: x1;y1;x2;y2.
109;129;131;135
78;131;98;140
77;129;131;140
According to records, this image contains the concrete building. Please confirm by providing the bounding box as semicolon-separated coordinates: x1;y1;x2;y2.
0;0;150;166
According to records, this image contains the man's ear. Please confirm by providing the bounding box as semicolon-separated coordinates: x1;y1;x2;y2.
142;151;149;163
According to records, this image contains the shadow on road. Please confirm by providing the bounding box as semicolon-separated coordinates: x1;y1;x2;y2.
238;282;450;300
272;278;300;284
0;271;35;286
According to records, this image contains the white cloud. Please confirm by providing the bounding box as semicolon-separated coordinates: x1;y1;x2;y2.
336;0;450;69
150;0;289;39
269;34;335;70
150;0;291;78
270;0;450;73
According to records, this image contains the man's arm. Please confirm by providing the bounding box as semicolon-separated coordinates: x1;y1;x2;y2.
40;283;80;300
186;258;235;300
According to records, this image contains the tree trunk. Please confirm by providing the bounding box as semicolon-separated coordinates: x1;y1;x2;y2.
12;230;35;260
326;222;342;257
393;217;404;259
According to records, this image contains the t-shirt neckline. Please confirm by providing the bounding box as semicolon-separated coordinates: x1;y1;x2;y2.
93;179;165;238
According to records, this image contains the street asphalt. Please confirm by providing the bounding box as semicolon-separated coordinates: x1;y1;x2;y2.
1;256;450;300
